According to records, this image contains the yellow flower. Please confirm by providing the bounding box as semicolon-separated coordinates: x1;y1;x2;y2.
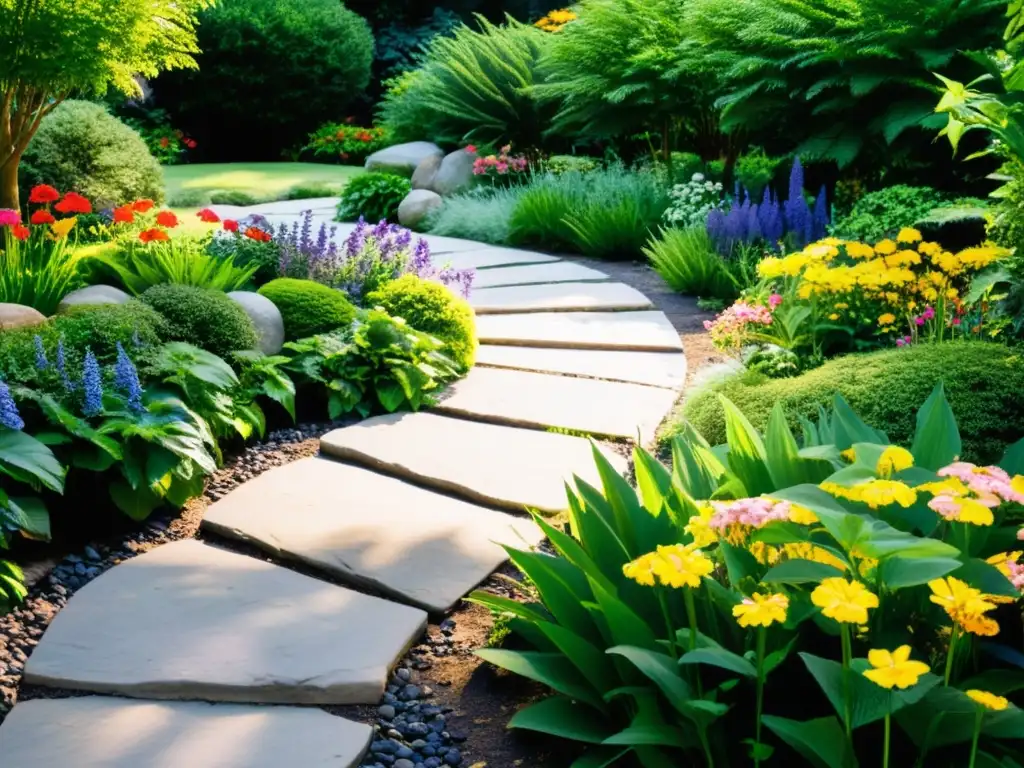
916;477;969;497
863;645;929;689
821;479;916;509
960;613;1000;637
50;217;77;239
917;241;942;256
967;689;1009;711
878;313;896;326
877;446;914;477
811;577;879;624
846;241;875;259
957;246;1010;270
624;544;713;589
897;227;923;244
685;505;718;548
787;503;819;525
834;302;849;309
733;592;789;628
928;577;998;634
828;312;840;320
955;497;996;526
874;239;897;255
779;542;848;571
841;447;857;463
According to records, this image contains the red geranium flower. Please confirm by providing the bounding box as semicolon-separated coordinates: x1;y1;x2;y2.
244;227;271;243
223;219;239;232
155;210;179;228
139;228;170;243
185;139;197;149
196;208;221;223
29;184;60;204
465;145;477;154
30;210;56;225
54;192;92;214
12;224;30;241
132;199;155;213
112;205;135;224
159;137;171;148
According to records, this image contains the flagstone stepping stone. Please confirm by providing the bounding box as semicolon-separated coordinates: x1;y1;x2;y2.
476;345;687;389
471;282;653;314
204;457;544;613
469;261;608;288
320;412;627;514
477;310;683;352
435;367;678;442
0;697;371;768
23;540;426;705
419;235;497;255
433;247;559;270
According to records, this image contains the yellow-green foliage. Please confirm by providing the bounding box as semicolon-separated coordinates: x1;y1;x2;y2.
366;274;476;371
258;278;356;341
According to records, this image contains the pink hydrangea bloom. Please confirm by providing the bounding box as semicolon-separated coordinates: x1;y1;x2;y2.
709;498;791;532
768;293;783;309
938;462;1024;504
0;209;20;227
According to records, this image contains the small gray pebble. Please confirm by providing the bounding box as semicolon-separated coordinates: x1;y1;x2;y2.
378;705;396;720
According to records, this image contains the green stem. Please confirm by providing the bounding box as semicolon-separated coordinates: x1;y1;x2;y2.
698;725;715;768
968;709;983;768
684;588;704;698
755;627;767;768
944;624;959;687
656;588;678;659
883;704;891;768
840;623;853;738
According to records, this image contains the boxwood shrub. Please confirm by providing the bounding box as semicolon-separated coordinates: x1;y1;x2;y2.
366;274;476;370
140;284;258;358
672;342;1024;463
258;278;356;341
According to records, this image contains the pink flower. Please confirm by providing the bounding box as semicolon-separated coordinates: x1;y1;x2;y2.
465;145;477;154
922;306;935;320
896;335;912;347
709;498;791;533
500;144;511;154
1018;527;1024;541
938;462;1024;504
915;316;925;326
952;317;962;327
768;293;783;309
496;162;509;174
0;209;20;227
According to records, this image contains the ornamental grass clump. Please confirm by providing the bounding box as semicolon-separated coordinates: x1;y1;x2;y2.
471;384;1024;766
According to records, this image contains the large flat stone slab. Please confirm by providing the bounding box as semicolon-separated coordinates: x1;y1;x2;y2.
320;412;627;514
24;540;426;704
418;235;500;254
477;310;683;352
435;367;678;442
477;345;687;389
0;697;371;768
204;458;544;613
470;261;608;288
471;282;652;315
434;246;559;270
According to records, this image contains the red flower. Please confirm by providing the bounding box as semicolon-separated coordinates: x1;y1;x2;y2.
185;139;197;149
244;227;272;243
132;199;155;213
28;184;60;204
139;228;170;243
465;145;477;154
159;137;171;148
54;192;92;214
155;210;179;228
112;205;135;224
196;208;220;223
11;224;30;241
30;210;56;225
223;219;239;232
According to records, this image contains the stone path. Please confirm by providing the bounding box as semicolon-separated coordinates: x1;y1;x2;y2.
0;204;687;766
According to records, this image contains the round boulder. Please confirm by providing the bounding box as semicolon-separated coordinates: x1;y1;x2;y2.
411;154;443;191
0;303;46;330
365;142;444;178
227;291;285;355
432;149;477;196
58;285;130;313
398;190;443;230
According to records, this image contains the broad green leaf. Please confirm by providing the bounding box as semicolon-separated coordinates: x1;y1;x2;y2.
719;540;761;586
537;621;618;694
566;479;632;579
895;685;1023;747
602;723;691;748
831;393;887;449
910;384;962;471
476;649;605;710
877;556;961;589
1000;436;1024;475
719;395;774;495
506;548;596;642
530;513;617;596
4;497;51;539
508;695;611;744
678;647;757;678
0;429;65;493
607;645;692;715
633;445;680;523
956;558;1019;598
679;699;729;728
762;558;845;585
762;715;855;768
590;579;660;651
764;403;831;486
109;479;163;521
670;426;725;499
570;747;631;768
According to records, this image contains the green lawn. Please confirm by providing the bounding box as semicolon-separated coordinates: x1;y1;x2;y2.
163;162;363;207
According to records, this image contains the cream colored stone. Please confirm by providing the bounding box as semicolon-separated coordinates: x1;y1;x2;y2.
476;345;686;389
477;310;683;352
471;282;653;314
436;367;678;442
0;302;46;329
204;458;543;613
469;262;608;288
24;540;426;704
0;697;371;768
433;247;558;270
320;412;627;514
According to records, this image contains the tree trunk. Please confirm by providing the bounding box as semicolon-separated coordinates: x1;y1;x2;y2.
0;154;19;212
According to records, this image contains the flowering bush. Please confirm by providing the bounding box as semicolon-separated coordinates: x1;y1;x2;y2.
303;121;388;164
664;172;724;228
473;386;1024;767
534;8;578;33
471;144;529;184
124;114;197;165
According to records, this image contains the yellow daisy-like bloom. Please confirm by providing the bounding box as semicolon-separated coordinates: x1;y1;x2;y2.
820;237;844;247
50;216;77;239
874;239;897;255
821;479;916;509
753;542;848;572
967;689;1009;711
960;613;1001;637
955;497;996;527
828;312;840;320
623;544;713;589
916;477;969;497
811;577;879;624
841;447;857;463
918;241;942;256
685;505;718;548
928;577;997;627
984;551;1022;604
877;446;914;477
878;313;896;326
897;227;923;244
846;241;875;259
787;503;819;525
733;592;789;628
863;645;929;689
958;246;1010;270
748;541;780;566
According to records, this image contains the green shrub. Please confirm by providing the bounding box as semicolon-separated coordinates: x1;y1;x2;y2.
94;236;257;295
543;155;599;176
258;278;356;340
832;185;946;242
207;235;279;288
673;342;1024;463
366;274;477;370
19;100;164;208
425;188;522;245
286;182;340;200
508;173;585;252
734;148;786;199
378;15;554;149
336;173;411;223
167;189;209;207
209;190;260;206
643;226;737;300
140;284;258;358
154;0;374;160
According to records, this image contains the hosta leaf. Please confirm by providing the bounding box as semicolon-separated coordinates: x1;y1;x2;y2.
476;649;605;710
762;558;844;585
109;479;164;521
877;556;960;589
678;647;757;678
0;429;65;493
4;497;51;540
719;396;773;496
607;645;692;715
762;715;855;768
505;548;596;642
508;696;611;744
910;384;961;471
569;747;631;768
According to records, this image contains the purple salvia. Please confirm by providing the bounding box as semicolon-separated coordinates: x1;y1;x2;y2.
34;335;48;370
812;184;829;241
